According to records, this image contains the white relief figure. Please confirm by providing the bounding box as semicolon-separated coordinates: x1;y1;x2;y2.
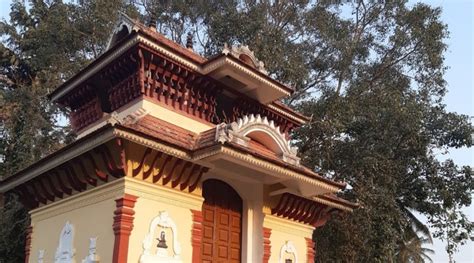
38;249;45;263
55;221;76;263
279;241;298;263
139;211;182;263
82;237;100;263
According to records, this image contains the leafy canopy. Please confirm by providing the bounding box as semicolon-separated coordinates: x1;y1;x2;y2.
0;0;472;262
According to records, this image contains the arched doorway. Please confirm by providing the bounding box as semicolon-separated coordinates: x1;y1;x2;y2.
201;179;243;263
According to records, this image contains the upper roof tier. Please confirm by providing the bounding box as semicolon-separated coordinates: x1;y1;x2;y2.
48;13;310;135
50;13;296;105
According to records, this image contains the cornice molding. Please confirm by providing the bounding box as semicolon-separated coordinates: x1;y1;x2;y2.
123;177;203;210
267;104;308;124
30;178;125;222
202;56;291;97
263;214;314;237
313;196;354;212
113;128;191;160
137;35;200;71
0;128;115;193
216;146;339;193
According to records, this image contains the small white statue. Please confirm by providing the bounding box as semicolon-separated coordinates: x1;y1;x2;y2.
82;237;100;263
38;249;45;263
55;221;76;263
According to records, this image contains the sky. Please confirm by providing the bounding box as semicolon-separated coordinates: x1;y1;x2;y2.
0;0;472;262
421;0;473;262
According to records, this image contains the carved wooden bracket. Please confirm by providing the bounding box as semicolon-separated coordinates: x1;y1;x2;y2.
271;193;337;227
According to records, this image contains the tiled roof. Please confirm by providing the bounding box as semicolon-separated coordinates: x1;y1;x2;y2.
318;194;359;209
133;23;207;64
271;101;311;122
121;115;198;150
122;115;346;189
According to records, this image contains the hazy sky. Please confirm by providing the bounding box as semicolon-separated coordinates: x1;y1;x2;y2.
421;0;473;261
0;0;472;262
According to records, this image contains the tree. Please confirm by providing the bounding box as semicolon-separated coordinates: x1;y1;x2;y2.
1;0;472;262
156;0;473;259
0;1;138;261
395;228;434;263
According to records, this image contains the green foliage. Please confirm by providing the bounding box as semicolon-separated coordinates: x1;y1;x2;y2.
395;227;434;263
0;194;29;263
0;0;139;260
0;0;472;262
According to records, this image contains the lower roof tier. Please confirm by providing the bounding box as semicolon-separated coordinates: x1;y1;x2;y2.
0;113;356;221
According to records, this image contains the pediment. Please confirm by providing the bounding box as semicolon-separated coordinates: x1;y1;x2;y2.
216;114;300;166
222;44;268;75
106;12;138;50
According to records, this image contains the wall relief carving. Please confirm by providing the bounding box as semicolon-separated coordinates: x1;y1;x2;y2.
81;237;100;263
38;249;45;263
55;221;75;263
279;241;298;263
140;211;182;263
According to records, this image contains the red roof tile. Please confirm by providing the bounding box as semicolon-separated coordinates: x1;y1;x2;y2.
122;115;346;189
318;194;359;209
121;115;198;150
134;23;207;64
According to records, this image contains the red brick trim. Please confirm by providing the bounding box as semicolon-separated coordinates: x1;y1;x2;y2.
191;209;203;263
305;237;316;263
112;194;138;263
24;226;33;263
263;227;272;263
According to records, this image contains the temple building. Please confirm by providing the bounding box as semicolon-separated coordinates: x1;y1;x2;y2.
0;14;357;263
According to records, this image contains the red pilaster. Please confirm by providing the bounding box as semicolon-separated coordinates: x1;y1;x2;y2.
112;194;138;263
191;209;203;263
263;227;272;263
24;226;33;263
305;237;316;263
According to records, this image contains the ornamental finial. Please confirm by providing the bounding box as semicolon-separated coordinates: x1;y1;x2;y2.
186;32;194;50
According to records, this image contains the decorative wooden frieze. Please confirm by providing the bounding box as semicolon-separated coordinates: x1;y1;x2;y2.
271;193;336;227
54;221;75;263
112;194;138;263
131;146;209;193
263;227;272;263
140;211;182;263
279;241;298;263
13;141;127;209
12;139;210;210
140;47;221;124
216;114;300;165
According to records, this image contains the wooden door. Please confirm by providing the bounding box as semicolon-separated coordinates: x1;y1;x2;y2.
201;179;242;263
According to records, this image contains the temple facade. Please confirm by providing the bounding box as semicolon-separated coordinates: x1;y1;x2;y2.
0;14;357;263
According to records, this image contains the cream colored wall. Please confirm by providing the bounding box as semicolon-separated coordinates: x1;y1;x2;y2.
29;180;125;263
124;177;203;263
264;215;314;263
